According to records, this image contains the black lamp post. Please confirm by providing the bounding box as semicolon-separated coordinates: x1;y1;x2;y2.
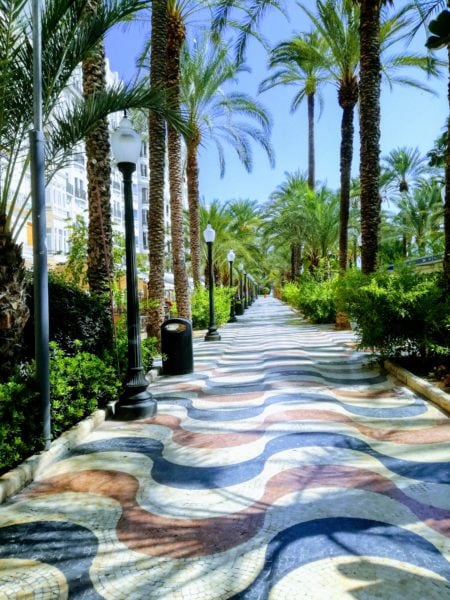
243;271;248;308
227;249;237;322
204;223;221;341
247;274;253;305
111;116;157;420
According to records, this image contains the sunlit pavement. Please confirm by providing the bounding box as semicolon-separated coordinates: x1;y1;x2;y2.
0;296;449;599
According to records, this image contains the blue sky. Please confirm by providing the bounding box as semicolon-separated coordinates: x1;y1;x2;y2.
104;2;447;206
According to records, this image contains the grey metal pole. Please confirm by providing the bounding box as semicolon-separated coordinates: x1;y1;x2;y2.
114;163;156;420
30;0;50;448
205;241;220;341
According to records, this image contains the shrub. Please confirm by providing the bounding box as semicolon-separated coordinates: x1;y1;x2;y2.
0;379;40;474
282;279;336;323
109;316;159;381
191;286;234;329
23;272;112;359
339;268;450;363
0;343;121;474
281;282;301;307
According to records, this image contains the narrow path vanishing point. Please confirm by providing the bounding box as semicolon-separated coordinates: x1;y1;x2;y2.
0;297;449;599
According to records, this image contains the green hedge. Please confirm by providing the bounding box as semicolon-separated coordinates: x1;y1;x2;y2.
0;343;121;475
191;286;235;329
339;268;450;363
23;272;112;359
281;279;336;323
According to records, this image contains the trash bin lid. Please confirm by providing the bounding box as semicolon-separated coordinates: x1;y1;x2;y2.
164;322;187;332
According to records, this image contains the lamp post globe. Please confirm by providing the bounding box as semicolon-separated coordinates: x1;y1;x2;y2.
227;249;237;323
203;224;221;341
110;115;156;420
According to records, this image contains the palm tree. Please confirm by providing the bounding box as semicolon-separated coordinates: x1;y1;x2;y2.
300;0;360;277
260;30;331;189
265;172;310;279
394;177;443;255
422;0;450;289
147;0;168;341
165;0;204;320
212;0;286;64
356;0;393;274
382;146;431;193
265;175;339;277
227;198;263;254
0;0;186;376
180;34;274;286
82;0;113;301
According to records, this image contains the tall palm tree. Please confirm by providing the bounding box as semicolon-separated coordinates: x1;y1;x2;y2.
82;0;113;301
301;0;360;276
356;0;393;274
180;34;274;286
265;172;310;279
147;0;168;341
382;146;431;192
260;30;331;189
422;0;450;289
165;0;203;320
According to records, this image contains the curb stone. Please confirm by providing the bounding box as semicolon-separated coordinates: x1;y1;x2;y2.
0;366;161;504
384;359;450;415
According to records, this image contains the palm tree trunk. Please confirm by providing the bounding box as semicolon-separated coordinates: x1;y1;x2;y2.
147;0;167;342
186;138;201;286
444;44;450;291
338;104;355;273
359;0;381;275
0;213;29;382
167;14;191;320
307;92;315;190
82;10;113;299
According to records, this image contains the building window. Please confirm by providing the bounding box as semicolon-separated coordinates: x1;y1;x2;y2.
141;187;148;205
140;163;148;178
143;231;148;249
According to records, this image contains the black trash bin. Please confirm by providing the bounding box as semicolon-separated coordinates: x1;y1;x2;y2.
161;318;193;375
235;300;244;316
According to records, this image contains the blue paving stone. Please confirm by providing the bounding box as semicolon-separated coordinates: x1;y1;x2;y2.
0;521;101;599
231;517;450;599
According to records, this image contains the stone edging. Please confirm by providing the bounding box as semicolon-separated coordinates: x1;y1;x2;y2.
0;367;161;505
384;359;450;415
0;409;107;504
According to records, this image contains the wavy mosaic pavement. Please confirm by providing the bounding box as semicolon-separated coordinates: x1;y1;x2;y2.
0;297;449;599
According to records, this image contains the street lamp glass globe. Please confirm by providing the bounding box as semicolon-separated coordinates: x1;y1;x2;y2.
227;249;235;262
111;116;141;165
203;223;216;243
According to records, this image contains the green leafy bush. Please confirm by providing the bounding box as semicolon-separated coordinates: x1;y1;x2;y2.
191;286;234;329
339;268;450;363
0;379;40;474
282;279;336;323
0;343;121;474
23;272;112;359
281;282;301;307
110;316;159;381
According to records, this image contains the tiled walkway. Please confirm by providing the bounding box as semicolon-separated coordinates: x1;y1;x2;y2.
0;297;449;599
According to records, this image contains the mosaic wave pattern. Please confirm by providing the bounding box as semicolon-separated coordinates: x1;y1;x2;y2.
0;297;449;599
